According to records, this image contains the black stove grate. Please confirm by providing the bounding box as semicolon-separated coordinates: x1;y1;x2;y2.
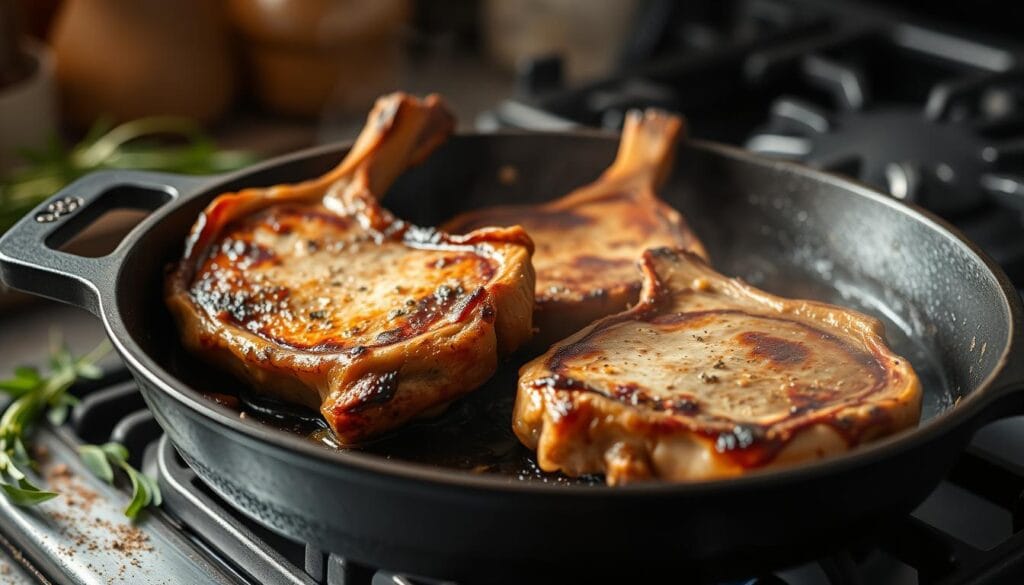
483;0;1024;292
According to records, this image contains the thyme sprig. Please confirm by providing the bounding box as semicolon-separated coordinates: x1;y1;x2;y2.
0;335;108;505
0;117;257;233
78;442;161;519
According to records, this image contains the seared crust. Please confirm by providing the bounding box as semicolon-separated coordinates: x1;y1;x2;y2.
515;248;922;484
443;110;706;348
166;94;535;443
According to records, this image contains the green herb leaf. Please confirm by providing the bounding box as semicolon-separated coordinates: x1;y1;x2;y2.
100;442;129;463
10;437;31;468
121;464;151;520
78;445;114;483
0;336;111;509
0;366;42;396
79;442;160;519
1;482;58;506
1;117;257;233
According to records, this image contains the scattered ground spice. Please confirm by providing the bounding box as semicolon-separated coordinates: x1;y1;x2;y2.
698;372;720;384
46;462;100;514
41;460;155;580
47;463;71;480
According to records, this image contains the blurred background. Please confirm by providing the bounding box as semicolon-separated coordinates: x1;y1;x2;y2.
0;0;642;168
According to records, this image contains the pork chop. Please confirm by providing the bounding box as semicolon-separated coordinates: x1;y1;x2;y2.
167;93;536;444
443;109;707;348
515;248;922;484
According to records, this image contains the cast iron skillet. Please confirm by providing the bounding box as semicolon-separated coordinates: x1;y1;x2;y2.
2;132;1024;584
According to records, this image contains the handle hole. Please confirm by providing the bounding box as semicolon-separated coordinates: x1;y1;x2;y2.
46;186;171;257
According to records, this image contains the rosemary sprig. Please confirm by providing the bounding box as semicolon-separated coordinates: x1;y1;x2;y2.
0;335;109;505
78;442;161;520
0;117;257;233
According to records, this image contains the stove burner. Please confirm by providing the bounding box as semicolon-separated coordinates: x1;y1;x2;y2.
746;53;1024;217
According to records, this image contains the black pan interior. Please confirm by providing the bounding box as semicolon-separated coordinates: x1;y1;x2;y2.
115;133;1011;485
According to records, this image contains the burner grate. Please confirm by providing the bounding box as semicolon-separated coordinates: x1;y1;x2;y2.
485;0;1024;292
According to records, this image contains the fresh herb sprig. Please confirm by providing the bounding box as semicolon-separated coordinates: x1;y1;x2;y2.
0;116;257;232
79;442;161;520
0;335;109;505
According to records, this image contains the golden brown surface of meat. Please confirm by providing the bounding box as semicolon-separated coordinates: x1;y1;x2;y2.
443;110;707;348
515;248;922;484
166;94;535;443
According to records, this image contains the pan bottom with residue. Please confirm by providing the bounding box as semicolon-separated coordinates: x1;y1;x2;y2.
234;357;602;485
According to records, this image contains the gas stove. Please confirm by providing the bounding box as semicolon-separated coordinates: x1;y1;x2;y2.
4;1;1024;584
481;0;1024;294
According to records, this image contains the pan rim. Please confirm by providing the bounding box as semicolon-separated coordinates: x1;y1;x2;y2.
105;132;1022;496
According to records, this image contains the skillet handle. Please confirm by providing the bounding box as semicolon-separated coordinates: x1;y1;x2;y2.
0;170;206;316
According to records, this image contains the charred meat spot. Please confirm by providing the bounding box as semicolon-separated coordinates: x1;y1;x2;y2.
715;424;761;453
613;382;645;405
217;237;278;269
191;272;290;327
343;371;400;413
481;303;496;320
435;283;465;303
648;246;679;260
350;345;367;356
698;372;719;384
308;310;327;320
668;397;700;414
787;384;843;413
738;331;810;366
375;327;405;345
532;374;587;391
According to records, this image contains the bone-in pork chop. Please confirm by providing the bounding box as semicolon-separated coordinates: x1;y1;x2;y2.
167;94;535;443
443;110;706;348
515;248;921;484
